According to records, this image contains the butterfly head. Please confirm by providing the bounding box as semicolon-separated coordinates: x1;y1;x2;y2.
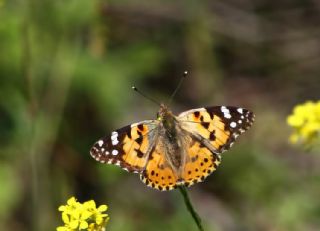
157;103;177;132
157;104;171;120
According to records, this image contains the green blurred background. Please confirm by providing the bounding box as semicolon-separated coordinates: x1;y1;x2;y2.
1;0;320;230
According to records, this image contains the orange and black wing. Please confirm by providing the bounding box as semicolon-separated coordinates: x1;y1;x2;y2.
140;142;179;191
139;135;222;191
178;106;255;154
180;136;221;187
172;106;255;188
90;120;158;173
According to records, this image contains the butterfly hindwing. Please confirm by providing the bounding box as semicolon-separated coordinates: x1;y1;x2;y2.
140;135;222;191
90;120;157;173
181;136;221;187
140;144;179;191
179;106;254;154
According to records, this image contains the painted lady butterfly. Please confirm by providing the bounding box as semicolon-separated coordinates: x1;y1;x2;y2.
90;103;255;191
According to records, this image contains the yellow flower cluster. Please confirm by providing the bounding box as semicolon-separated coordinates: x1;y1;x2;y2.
287;101;320;146
57;197;109;231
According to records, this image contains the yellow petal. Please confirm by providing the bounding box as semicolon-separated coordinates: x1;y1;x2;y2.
58;205;66;212
98;205;107;212
69;220;79;229
287;115;304;127
96;216;103;225
84;200;96;209
56;226;69;231
81;210;92;220
67;197;77;206
79;221;89;230
71;209;81;219
62;213;70;224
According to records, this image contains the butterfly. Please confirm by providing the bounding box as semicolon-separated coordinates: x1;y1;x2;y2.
90;103;254;191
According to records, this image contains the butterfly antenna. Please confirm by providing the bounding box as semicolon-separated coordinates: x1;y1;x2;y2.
168;70;188;105
132;86;161;106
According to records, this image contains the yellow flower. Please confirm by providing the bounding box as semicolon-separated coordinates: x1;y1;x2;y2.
287;101;320;147
57;197;109;231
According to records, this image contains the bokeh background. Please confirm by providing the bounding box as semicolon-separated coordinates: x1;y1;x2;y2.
1;0;320;230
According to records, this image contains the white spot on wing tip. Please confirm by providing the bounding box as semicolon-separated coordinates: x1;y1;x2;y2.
112;139;119;145
112;150;118;155
221;106;231;118
225;114;231;119
111;132;119;145
230;121;237;128
98;140;103;147
237;108;244;114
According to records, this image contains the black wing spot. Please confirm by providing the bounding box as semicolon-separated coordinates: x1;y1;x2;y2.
136;136;143;145
137;124;144;131
208;111;214;119
209;132;216;141
135;149;144;158
201;122;210;129
191;155;198;162
125;129;132;139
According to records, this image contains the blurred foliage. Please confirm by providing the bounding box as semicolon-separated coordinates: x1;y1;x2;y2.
1;0;320;230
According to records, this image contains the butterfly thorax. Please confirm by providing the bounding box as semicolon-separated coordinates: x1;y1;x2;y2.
158;104;177;141
157;104;184;172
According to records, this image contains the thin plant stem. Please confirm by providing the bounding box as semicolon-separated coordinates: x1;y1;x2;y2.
178;186;204;231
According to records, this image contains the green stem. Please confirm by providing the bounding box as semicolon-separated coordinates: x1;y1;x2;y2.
178;186;204;231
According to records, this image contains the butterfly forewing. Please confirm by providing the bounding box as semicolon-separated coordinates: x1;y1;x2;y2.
90;120;158;173
178;106;255;154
